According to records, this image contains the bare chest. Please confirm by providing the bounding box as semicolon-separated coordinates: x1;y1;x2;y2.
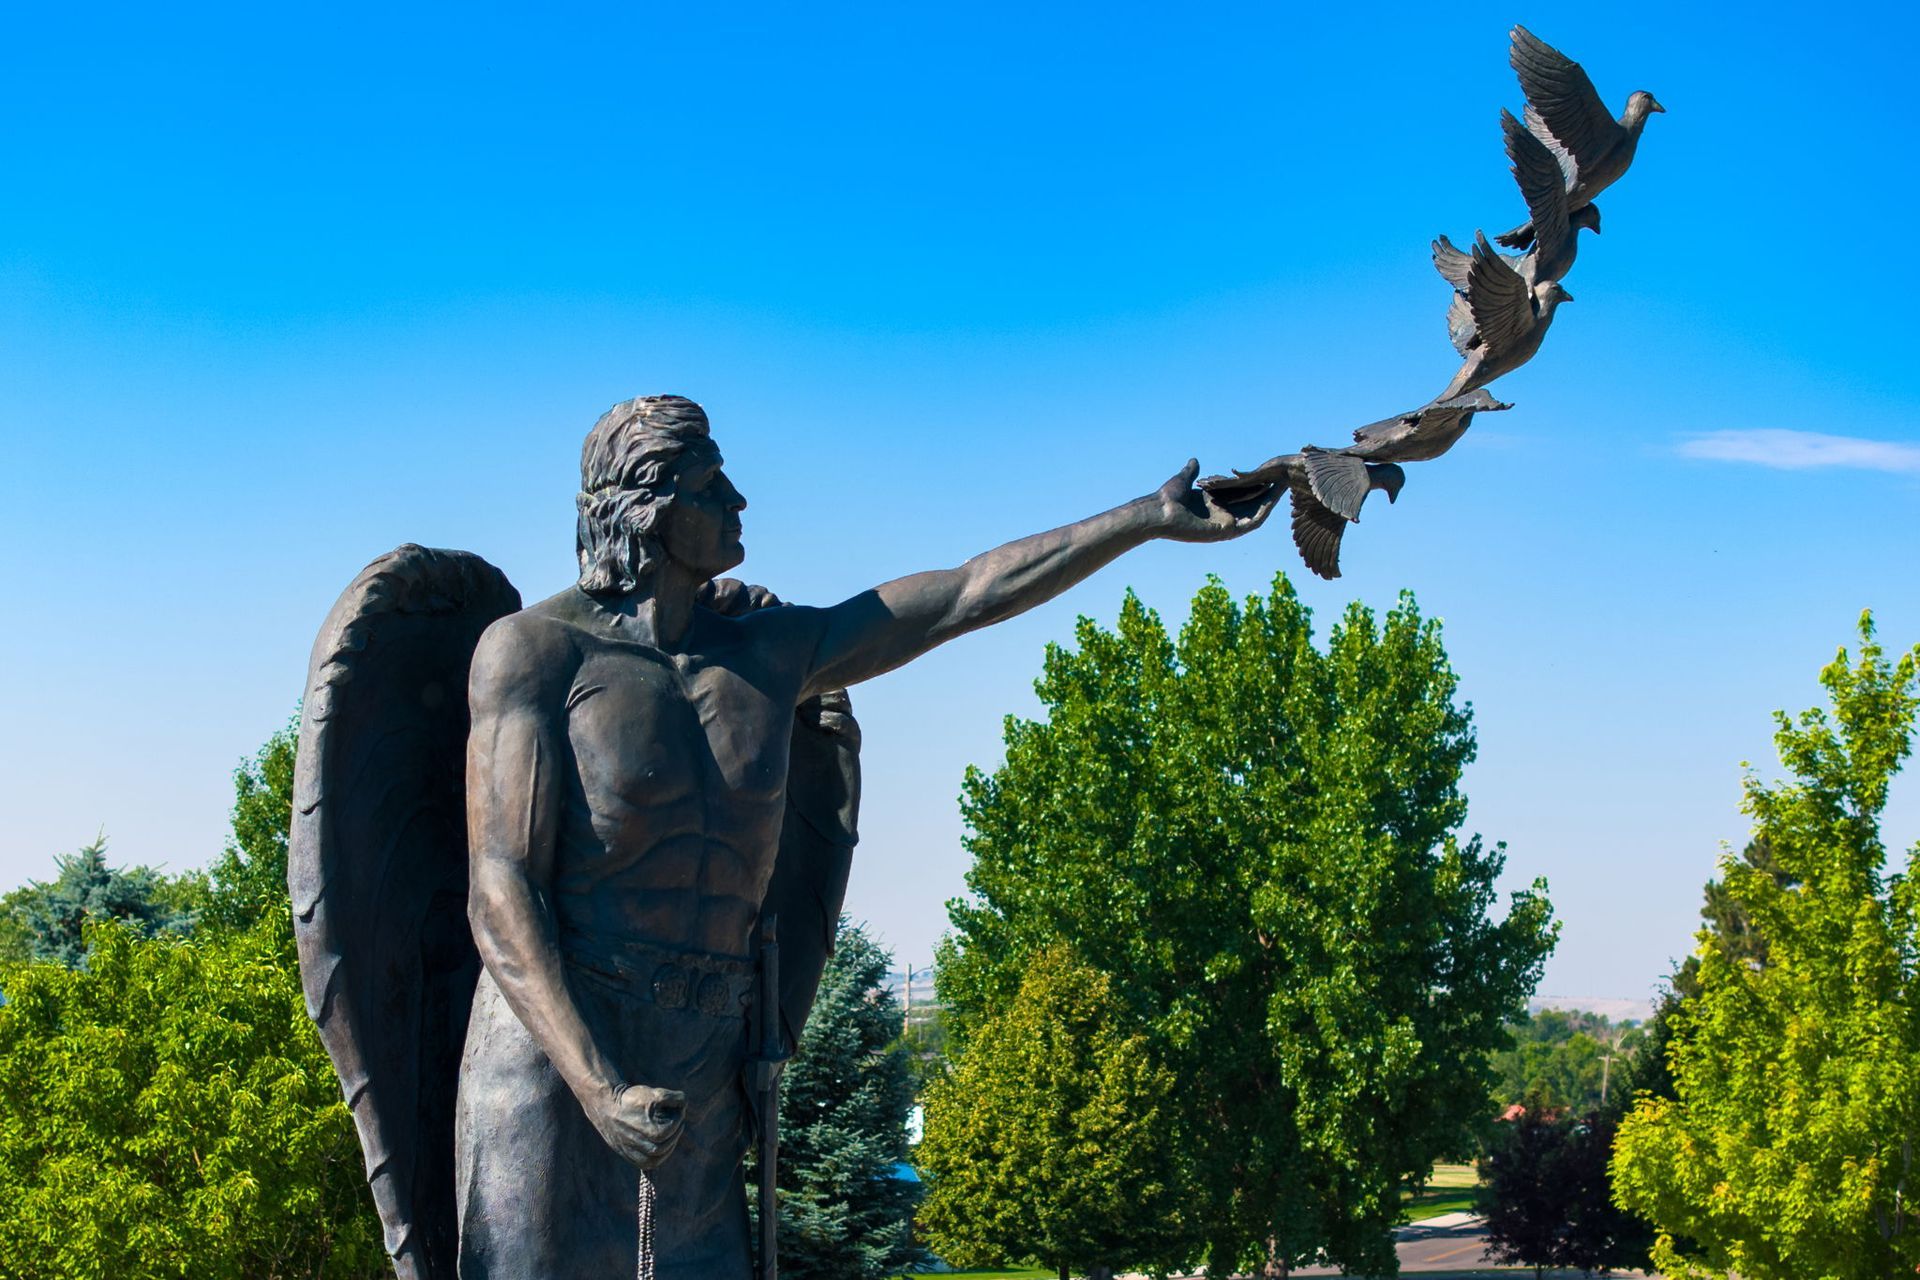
564;644;793;828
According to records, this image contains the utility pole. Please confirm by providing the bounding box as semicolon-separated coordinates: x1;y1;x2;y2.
902;962;931;1035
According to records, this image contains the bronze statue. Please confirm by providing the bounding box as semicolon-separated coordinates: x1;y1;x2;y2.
1202;25;1660;580
1497;24;1664;250
289;396;1275;1279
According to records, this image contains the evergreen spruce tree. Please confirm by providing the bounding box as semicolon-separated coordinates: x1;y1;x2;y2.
12;833;194;968
749;918;921;1280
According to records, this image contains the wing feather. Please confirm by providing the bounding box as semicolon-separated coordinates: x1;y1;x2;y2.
1502;107;1570;263
1510;25;1625;173
1302;447;1374;522
1432;234;1473;290
1288;471;1348;580
1466;233;1534;356
291;544;520;1280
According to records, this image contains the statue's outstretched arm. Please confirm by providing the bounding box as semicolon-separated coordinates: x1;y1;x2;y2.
465;618;687;1170
800;460;1274;696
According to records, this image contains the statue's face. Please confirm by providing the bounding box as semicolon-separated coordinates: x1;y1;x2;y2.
654;441;747;580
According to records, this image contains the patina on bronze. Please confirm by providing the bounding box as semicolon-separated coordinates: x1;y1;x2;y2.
289;395;1274;1279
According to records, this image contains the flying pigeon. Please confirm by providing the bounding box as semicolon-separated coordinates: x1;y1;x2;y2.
1199;391;1511;577
1496;25;1662;249
1435;109;1598;289
1199;451;1403;580
1438;234;1572;400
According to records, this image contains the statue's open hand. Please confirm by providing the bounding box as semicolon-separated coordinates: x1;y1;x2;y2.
586;1082;687;1171
1151;458;1279;542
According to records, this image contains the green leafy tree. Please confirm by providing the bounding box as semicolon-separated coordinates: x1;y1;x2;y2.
938;576;1557;1275
1489;1009;1643;1112
748;919;921;1279
918;942;1191;1279
1611;614;1920;1280
7;833;195;968
0;920;384;1279
203;715;299;934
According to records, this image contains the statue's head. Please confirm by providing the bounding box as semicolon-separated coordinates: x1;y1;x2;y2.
576;395;747;594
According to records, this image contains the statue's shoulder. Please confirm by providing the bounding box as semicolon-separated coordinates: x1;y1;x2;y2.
471;591;587;703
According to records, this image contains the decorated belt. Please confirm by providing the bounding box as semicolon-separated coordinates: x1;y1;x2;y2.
562;935;756;1019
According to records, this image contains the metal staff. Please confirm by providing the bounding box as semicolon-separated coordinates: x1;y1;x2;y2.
754;915;783;1280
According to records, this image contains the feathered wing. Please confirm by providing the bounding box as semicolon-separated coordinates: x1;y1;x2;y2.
1503;107;1570;267
289;545;521;1280
1509;25;1624;175
1302;447;1375;522
1288;470;1348;580
1432;234;1473;291
1466;233;1535;356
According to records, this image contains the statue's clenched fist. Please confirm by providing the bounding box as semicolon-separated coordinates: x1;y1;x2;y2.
584;1082;687;1171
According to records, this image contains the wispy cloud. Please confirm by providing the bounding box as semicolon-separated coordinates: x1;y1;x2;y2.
1676;428;1920;474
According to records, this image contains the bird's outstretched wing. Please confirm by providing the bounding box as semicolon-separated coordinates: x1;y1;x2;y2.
1503;107;1570;262
1303;447;1376;522
1510;25;1624;177
697;579;863;1053
1466;233;1534;356
1446;291;1477;357
1432;234;1473;292
1288;470;1348;580
290;544;521;1280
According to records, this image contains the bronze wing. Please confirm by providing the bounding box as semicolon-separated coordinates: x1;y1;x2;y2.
289;544;521;1280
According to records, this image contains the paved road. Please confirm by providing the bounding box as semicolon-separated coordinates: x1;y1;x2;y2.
1292;1212;1658;1278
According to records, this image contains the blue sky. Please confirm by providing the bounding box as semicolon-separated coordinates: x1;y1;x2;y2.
3;2;1916;1003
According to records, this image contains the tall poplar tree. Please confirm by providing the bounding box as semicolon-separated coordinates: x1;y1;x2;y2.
937;575;1556;1276
1611;615;1920;1279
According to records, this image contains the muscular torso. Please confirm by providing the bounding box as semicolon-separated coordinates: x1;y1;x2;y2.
525;589;812;959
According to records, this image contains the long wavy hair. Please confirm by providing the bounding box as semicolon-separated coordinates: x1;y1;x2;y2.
575;395;712;594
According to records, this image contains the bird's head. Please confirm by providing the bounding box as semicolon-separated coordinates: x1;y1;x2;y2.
1625;90;1665;124
1573;203;1602;236
1538;281;1574;308
1368;462;1407;504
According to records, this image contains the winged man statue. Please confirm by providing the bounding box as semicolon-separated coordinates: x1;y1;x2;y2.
289;395;1273;1279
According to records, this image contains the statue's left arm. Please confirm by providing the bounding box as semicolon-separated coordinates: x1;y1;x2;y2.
798;460;1274;696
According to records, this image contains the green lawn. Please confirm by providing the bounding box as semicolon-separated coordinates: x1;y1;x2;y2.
900;1271;1053;1279
1402;1160;1480;1222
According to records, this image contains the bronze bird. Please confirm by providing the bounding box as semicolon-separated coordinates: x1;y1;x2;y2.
1496;25;1662;250
1198;452;1403;581
1435;109;1598;289
1438;234;1571;400
1198;394;1509;579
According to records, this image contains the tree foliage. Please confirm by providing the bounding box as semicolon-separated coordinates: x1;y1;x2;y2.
748;919;922;1280
1480;1099;1653;1277
202;716;300;934
1611;614;1920;1280
1489;1009;1644;1113
4;834;195;969
0;921;383;1278
918;943;1191;1277
0;715;386;1278
937;576;1557;1275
